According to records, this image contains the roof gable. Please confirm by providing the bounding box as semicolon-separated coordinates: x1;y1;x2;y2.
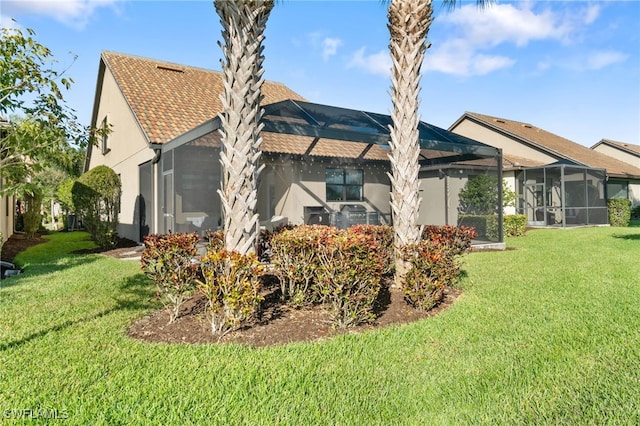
99;51;305;144
592;138;640;157
458;112;640;179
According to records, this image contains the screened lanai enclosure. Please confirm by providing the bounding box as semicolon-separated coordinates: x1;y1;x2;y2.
515;162;608;227
150;100;503;244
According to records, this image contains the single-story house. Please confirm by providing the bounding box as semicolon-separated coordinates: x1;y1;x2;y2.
591;139;640;201
0;119;16;244
0;186;15;244
85;52;503;244
449;112;640;227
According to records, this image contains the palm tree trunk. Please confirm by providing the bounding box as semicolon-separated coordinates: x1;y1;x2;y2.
387;0;433;287
215;0;274;255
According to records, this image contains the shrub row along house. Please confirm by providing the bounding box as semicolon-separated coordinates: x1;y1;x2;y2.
83;52;640;246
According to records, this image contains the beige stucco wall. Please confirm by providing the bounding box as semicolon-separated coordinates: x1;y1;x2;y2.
594;144;640;168
265;158;391;226
629;180;640;207
452;120;557;164
88;67;155;241
0;190;14;243
502;170;518;215
417;169;478;226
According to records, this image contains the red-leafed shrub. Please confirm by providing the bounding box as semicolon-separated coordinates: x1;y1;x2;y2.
204;229;224;252
198;249;264;336
141;233;200;323
349;224;394;275
401;240;458;311
205;226;293;263
270;225;337;307
403;225;476;311
421;225;477;256
315;227;385;328
258;224;295;263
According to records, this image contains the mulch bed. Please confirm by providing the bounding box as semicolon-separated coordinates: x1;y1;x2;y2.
127;279;461;347
2;232;462;347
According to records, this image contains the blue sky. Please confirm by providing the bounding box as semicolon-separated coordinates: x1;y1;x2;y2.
2;0;639;147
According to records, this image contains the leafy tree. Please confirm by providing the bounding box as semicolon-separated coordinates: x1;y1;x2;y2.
21;184;43;239
32;166;68;228
73;165;121;248
458;175;516;215
1;25;103;197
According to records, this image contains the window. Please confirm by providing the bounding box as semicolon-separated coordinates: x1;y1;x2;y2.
607;180;628;200
101;116;110;155
326;168;363;201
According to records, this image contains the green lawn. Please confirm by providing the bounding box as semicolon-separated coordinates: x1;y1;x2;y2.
1;228;639;424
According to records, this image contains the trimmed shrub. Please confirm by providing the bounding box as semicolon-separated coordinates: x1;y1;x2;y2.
257;224;295;263
404;225;475;311
421;225;477;256
73;165;121;248
349;224;394;275
608;198;632;227
315;227;385;328
22;187;43;239
204;229;225;252
632;205;640;220
198;249;264;336
205;226;293;263
503;214;527;237
401;241;450;311
141;233;200;324
271;225;335;307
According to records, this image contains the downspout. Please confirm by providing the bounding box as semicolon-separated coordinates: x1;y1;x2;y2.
497;148;504;243
150;144;162;235
151;145;162;164
444;173;449;225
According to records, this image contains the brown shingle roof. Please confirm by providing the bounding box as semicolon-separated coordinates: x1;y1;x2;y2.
102;51;305;144
187;130;390;161
502;154;546;169
593;139;640;157
101;51;390;162
464;112;640;179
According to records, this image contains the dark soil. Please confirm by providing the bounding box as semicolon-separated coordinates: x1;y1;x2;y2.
1;233;48;263
1;233;462;348
127;279;461;347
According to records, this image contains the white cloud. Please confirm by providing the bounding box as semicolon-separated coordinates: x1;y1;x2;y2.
440;2;571;48
0;15;20;29
585;50;628;70
322;37;342;61
2;0;121;30
422;2;612;77
347;47;391;77
424;39;515;76
583;4;600;25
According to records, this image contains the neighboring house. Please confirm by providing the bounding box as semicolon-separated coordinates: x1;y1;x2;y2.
0;180;15;244
86;52;503;244
592;139;640;203
450;112;640;227
0;118;15;244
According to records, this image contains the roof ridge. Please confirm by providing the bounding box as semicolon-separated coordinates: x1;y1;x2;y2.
464;112;640;177
100;50;292;87
464;111;580;162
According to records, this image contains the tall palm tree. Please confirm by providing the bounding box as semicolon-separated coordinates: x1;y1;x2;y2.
387;0;491;287
214;0;274;255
